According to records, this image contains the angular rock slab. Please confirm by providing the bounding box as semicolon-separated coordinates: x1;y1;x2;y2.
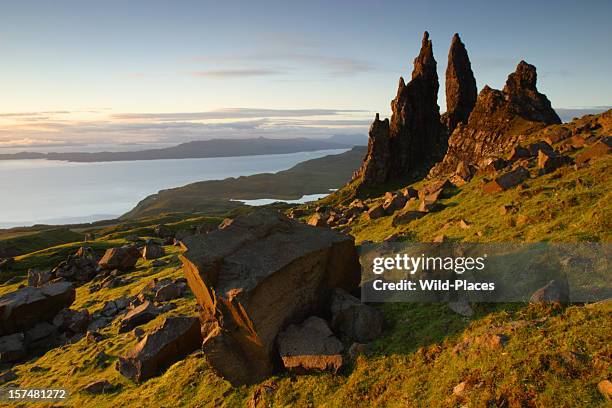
277;316;343;374
0;282;75;336
116;316;201;383
180;210;361;385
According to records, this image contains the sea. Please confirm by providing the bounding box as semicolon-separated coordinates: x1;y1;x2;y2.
0;149;346;228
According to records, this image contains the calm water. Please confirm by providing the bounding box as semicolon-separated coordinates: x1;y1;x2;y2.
0;149;345;228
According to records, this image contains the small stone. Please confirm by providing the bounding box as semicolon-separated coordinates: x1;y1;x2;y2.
453;381;468;396
598;380;612;401
83;380;114;394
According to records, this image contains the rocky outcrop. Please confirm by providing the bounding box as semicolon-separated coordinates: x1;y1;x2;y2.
116;316;202;382
442;33;477;134
430;61;561;177
354;32;445;190
179;210;360;385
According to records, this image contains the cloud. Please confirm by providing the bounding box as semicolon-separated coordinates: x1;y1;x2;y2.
111;108;367;121
0;110;71;118
191;52;375;78
0;107;372;151
193;69;283;78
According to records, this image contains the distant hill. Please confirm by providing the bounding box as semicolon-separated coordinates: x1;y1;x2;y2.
122;146;366;219
0;137;354;163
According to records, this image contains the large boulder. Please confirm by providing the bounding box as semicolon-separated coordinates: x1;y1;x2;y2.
179;210;360;385
98;245;141;271
116;316;202;382
330;289;384;343
277;316;344;374
0;282;75;336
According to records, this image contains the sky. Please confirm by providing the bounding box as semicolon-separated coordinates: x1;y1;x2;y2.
0;0;610;151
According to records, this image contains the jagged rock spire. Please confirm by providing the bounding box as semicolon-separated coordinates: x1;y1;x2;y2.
443;33;477;134
354;31;444;191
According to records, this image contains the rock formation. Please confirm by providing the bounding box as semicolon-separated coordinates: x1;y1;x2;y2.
179;210;361;385
442;33;477;134
429;60;561;176
354;32;445;190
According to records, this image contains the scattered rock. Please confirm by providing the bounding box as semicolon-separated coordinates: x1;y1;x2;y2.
330;289;383;343
116;316;202;382
98;245;141;271
118;301;159;333
83;380;115;395
598;380;612;401
307;213;328;227
27;269;51;288
53;308;90;334
348;342;368;360
365;204;386;220
537;150;570;174
575;139;611;165
51;247;99;284
142;242;165;260
154;283;182;302
392;210;426;226
382;194;408;214
482;166;530;193
0;369;17;384
0;333;26;362
277;317;344;374
453;381;468;396
433;234;446;243
458;219;471;229
0;258;14;272
180;210;360;385
24;322;57;345
448;299;473;317
418;179;453;202
154;224;174;239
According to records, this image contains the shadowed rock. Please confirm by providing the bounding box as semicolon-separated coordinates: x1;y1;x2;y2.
442;33;477;134
355;32;445;190
0;282;75;336
179;210;360;385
